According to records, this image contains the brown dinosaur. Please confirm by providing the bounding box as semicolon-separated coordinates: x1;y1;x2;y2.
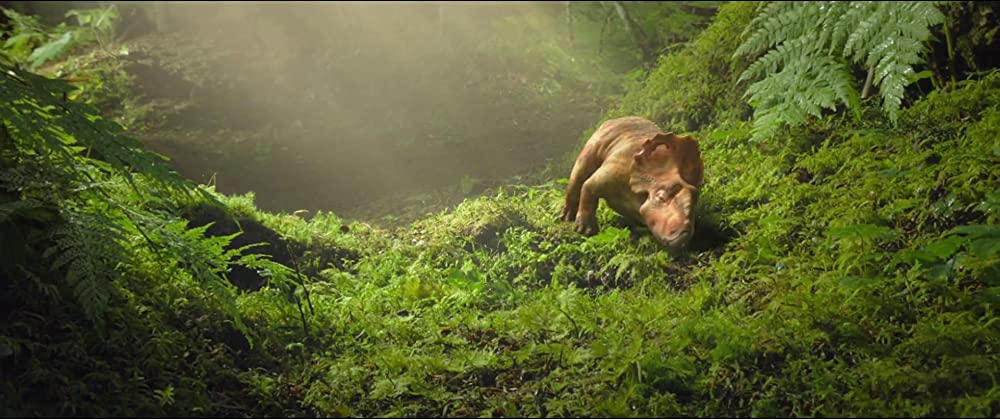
561;116;704;252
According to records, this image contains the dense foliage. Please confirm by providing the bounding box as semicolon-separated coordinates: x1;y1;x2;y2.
1;5;121;70
0;62;313;414
1;1;998;417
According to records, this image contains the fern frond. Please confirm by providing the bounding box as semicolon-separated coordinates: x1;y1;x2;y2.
44;207;128;330
877;61;913;124
745;52;857;142
736;1;944;140
735;1;801;57
828;2;870;55
808;2;846;54
0;198;42;223
843;2;889;62
0;64;201;199
239;253;298;290
143;218;265;348
740;32;820;82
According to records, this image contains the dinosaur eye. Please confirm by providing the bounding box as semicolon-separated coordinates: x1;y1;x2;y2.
656;183;681;202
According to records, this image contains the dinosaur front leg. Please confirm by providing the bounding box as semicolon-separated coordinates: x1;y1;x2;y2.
575;167;610;236
562;144;601;222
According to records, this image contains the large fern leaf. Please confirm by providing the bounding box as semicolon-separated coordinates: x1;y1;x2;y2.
735;1;945;141
744;44;859;141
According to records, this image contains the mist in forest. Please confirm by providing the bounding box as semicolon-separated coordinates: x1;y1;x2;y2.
31;1;609;217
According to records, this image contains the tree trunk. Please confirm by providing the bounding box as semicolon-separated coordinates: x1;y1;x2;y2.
608;1;654;63
597;6;614;56
151;1;168;33
566;1;574;48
